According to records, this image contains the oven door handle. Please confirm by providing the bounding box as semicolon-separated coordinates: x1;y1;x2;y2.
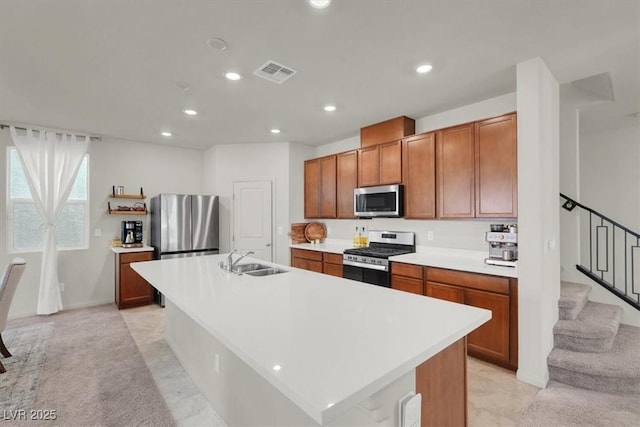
342;259;389;271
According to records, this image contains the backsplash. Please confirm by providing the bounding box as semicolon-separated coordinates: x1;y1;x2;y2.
319;218;517;251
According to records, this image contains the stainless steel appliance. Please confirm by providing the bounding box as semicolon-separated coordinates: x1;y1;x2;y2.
354;184;403;218
150;194;220;259
484;224;518;267
343;230;415;287
121;220;143;248
150;194;220;306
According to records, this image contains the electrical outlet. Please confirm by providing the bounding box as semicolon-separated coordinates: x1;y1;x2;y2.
427;231;434;241
94;228;102;237
214;353;220;373
277;226;284;236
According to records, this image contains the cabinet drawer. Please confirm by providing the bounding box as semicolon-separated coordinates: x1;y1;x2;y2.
426;267;509;294
391;275;423;295
323;263;343;278
391;262;423;279
426;281;464;303
323;252;343;265
120;251;153;264
291;257;323;273
291;248;323;262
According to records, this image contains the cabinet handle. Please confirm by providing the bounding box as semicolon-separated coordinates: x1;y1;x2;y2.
266;243;271;247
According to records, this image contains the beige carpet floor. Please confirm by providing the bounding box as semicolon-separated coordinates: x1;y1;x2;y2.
518;381;640;427
1;304;175;426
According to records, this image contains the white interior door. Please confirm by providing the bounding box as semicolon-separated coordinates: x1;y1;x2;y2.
232;181;273;262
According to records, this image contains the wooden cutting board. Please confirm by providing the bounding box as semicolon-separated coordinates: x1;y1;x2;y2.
289;223;309;244
304;222;327;243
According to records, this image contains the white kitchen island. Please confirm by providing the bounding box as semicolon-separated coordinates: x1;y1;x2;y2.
132;254;490;426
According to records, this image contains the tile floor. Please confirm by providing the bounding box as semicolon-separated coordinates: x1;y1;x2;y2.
121;304;540;427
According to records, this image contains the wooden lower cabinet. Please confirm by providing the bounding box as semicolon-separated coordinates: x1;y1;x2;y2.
322;252;343;277
115;251;154;309
290;248;323;273
426;281;464;303
391;262;424;295
291;249;344;277
392;262;518;370
465;288;510;363
416;338;467;427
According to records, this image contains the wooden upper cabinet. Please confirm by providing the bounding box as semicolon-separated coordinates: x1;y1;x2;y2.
320;155;337;218
358;145;380;187
379;140;402;184
402;133;436;218
358;140;402;187
436;124;475;218
336;150;358;219
360;116;415;147
304;155;336;218
475;113;518;218
304;158;321;218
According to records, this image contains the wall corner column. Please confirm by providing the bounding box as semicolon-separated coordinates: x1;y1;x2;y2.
515;57;561;388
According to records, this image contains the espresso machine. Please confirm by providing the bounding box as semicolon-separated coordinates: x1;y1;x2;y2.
485;224;518;267
121;220;143;248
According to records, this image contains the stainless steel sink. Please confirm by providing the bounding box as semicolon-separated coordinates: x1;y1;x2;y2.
244;267;288;277
231;263;270;274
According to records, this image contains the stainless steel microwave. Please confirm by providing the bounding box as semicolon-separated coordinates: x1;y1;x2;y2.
354;184;404;218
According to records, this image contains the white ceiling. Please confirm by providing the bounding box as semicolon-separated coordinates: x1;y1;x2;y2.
1;0;638;150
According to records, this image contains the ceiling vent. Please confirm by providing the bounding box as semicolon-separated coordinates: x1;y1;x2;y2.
253;60;297;84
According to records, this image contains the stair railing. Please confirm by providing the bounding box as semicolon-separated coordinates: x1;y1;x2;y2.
560;193;640;310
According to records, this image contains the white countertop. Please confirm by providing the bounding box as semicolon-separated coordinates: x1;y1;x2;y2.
132;254;490;425
110;245;154;254
392;247;518;278
290;241;518;278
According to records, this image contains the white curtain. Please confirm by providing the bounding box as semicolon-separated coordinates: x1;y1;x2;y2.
10;126;89;315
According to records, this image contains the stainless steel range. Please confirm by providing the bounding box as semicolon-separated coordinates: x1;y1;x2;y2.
343;230;415;287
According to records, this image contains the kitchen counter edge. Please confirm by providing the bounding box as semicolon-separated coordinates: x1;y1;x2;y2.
290;243;517;278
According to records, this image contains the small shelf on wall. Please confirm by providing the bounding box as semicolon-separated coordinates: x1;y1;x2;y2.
107;186;148;214
110;186;146;199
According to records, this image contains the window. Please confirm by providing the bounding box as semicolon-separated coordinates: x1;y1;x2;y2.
7;147;90;253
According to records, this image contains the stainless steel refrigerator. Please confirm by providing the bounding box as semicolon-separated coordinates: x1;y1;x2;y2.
150;194;220;260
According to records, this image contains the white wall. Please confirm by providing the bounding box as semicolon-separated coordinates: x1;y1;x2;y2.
311;93;518;251
0;131;204;318
579;125;640;325
516;57;560;388
580;126;640;229
415;93;517;133
204;142;294;265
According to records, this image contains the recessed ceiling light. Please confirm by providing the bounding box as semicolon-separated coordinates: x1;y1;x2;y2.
183;109;198;116
225;72;241;81
323;104;336;112
416;64;433;74
206;37;227;51
273;365;281;371
308;0;331;9
270;128;281;134
161;131;172;137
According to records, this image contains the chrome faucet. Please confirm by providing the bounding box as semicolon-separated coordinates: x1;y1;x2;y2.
223;250;255;271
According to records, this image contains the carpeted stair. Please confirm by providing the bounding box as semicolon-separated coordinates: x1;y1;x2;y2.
547;282;640;394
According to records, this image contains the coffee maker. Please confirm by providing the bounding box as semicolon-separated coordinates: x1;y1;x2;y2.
121;220;143;248
485;224;518;267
